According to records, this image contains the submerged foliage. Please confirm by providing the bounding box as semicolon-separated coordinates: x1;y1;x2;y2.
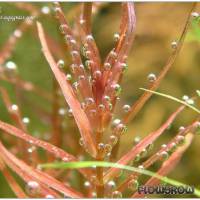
0;2;199;198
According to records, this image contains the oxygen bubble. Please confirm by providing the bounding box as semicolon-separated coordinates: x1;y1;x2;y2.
66;74;72;81
93;70;102;79
113;33;120;42
160;151;169;161
11;104;18;111
84;181;91;188
58;108;66;116
86;35;94;42
98;143;105;151
169;142;177;153
45;194;55;199
108;103;113;111
109;135;118;146
123;104;131;113
138;165;144;170
107;180;116;189
191;12;199;18
58;59;65;68
27;146;36;153
121;63;128;72
116;123;127;135
103;95;110;102
26;181;40;196
112;84;121;96
67;108;73;117
41;6;50;14
111;119;121;129
62;157;69;162
98;104;106;111
179;126;185;132
5;61;17;71
59;24;67;34
110;51;117;59
91;192;97;198
182;95;189;101
147;73;156;82
72;82;79;91
186;99;194;105
104;62;111;70
22;117;30;124
176;135;185;146
71;51;79;58
171;41;178;49
13;30;22;38
161;144;167;149
133;136;141;145
85;60;93;70
79;137;84;146
85;97;95;106
112;190;122;198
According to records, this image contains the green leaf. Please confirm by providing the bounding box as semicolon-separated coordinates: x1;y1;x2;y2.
140;88;200;114
39;161;200;197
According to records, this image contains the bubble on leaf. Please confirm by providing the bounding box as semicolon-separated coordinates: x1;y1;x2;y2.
59;24;67;34
138;165;144;170
147;73;156;82
121;63;128;72
191;12;199;18
22;117;30;124
26;181;40;196
66;74;72;81
161;144;167;149
5;61;17;71
98;104;105;111
109;135;118;146
182;95;189;101
84;181;91;188
67;108;73;117
171;41;178;49
112;190;122;198
178;125;185;132
112;83;122;96
28;146;36;153
45;194;55;199
104;62;111;70
133;136;141;145
123;104;131;113
160;151;169;161
86;35;94;42
93;70;102;79
41;6;50;14
107;180;116;189
176;135;185;146
113;33;120;42
79;137;84;146
14;30;22;38
111;119;121;129
11;104;18;111
58;59;65;68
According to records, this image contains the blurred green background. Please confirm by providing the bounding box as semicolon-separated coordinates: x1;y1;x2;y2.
0;2;200;198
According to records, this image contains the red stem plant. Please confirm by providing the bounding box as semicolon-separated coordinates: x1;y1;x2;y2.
0;2;199;198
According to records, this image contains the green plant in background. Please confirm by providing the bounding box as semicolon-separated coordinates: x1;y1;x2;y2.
0;2;199;198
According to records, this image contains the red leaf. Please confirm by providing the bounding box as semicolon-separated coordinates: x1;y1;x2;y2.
37;21;97;157
103;106;184;182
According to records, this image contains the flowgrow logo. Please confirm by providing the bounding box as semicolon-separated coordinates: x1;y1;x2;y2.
138;185;194;195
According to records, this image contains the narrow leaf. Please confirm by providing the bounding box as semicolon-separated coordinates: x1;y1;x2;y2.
37;21;97;157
